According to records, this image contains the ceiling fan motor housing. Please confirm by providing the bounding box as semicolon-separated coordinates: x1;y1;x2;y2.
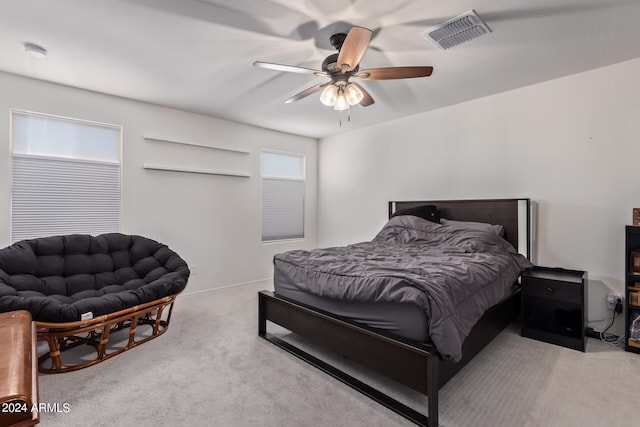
329;33;347;50
322;53;359;75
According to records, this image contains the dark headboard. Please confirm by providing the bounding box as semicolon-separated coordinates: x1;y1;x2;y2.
389;198;530;259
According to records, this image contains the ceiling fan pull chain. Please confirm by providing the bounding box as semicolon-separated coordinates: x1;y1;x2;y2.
338;107;352;126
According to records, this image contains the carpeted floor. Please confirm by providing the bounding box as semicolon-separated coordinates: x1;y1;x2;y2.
38;280;638;427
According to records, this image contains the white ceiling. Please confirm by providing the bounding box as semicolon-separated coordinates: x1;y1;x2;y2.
1;0;639;139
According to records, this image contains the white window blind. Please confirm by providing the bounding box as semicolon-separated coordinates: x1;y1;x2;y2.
11;111;121;243
261;151;305;242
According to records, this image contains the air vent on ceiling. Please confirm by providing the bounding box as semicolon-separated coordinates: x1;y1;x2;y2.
422;9;491;50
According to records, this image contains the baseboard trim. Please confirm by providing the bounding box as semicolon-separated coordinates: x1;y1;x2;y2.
180;277;272;297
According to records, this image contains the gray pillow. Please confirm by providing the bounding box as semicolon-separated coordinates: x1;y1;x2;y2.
392;205;440;224
440;218;505;237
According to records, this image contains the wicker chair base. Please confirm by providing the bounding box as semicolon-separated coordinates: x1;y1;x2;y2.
35;294;179;373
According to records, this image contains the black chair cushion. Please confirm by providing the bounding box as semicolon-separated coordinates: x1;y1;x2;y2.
0;233;190;322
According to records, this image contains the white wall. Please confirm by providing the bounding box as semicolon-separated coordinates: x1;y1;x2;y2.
318;57;640;333
0;72;318;294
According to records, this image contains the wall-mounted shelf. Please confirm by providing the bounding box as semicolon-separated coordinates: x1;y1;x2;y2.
143;135;250;155
142;163;250;178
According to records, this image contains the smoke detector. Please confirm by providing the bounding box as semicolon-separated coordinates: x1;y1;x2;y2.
24;42;48;59
422;9;491;50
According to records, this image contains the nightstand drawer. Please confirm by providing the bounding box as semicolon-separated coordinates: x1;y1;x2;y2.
522;277;582;304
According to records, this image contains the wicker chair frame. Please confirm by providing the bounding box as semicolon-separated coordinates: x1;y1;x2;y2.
35;294;179;373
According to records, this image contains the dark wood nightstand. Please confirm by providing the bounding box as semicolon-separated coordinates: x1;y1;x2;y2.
521;266;587;351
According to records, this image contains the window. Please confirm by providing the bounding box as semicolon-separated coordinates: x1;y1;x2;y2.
11;110;121;242
261;151;305;242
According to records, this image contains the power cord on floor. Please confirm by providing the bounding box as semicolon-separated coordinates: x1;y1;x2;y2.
599;310;624;346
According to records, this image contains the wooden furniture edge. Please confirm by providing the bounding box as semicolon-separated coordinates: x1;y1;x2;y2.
0;310;39;426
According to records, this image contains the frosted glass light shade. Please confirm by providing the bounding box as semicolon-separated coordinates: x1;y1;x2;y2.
334;94;349;111
344;84;364;105
320;84;338;106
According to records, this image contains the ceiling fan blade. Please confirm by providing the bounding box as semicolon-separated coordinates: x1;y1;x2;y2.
284;83;330;103
351;82;375;107
253;61;327;76
337;26;372;72
355;66;433;80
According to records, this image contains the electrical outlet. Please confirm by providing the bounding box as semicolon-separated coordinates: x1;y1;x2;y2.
607;293;620;311
190;264;197;275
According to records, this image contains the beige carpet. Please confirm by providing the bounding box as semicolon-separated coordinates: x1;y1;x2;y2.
37;281;638;427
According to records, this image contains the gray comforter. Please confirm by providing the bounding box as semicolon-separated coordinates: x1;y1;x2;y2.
274;215;533;362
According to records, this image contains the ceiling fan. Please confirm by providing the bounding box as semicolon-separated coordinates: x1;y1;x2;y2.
253;26;433;111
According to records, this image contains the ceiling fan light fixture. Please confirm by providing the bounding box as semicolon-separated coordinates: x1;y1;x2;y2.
344;84;364;105
422;9;491;50
320;84;338;106
334;93;349;111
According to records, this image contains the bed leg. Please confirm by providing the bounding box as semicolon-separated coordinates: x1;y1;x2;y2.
427;356;439;427
258;292;266;337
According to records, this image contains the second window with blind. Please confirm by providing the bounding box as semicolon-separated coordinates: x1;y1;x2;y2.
261;150;305;242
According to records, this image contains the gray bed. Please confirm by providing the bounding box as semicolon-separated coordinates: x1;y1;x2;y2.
274;213;531;362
